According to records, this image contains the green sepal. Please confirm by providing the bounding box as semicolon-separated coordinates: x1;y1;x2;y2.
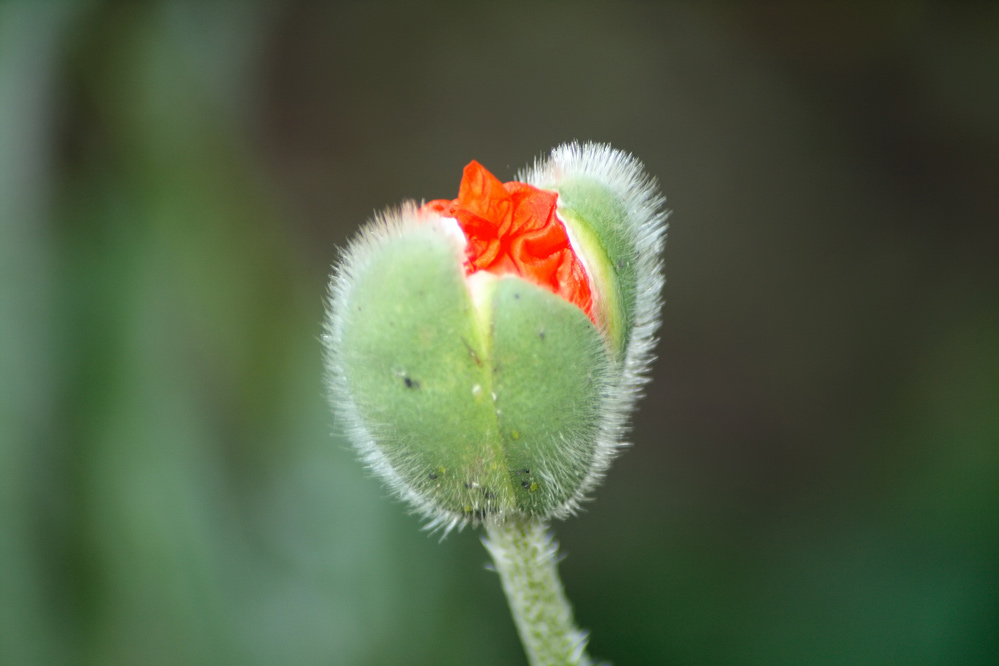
490;277;611;516
338;227;512;519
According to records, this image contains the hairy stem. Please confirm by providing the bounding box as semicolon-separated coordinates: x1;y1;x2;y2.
483;516;596;666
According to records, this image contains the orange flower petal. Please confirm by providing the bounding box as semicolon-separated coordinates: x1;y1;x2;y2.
420;161;595;323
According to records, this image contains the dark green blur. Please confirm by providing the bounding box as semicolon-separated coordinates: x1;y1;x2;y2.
1;2;996;665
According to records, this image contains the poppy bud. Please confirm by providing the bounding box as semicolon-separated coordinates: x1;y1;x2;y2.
323;143;666;532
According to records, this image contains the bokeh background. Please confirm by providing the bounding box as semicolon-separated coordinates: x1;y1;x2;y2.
2;2;997;665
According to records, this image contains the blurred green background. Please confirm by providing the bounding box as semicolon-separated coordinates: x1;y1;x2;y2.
2;2;997;665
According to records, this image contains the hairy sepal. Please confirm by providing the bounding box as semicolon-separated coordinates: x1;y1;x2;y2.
519;142;669;509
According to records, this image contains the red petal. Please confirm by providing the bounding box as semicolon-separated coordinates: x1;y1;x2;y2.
419;161;595;324
457;161;512;228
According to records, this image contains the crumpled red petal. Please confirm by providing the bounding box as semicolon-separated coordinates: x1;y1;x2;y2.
422;161;594;322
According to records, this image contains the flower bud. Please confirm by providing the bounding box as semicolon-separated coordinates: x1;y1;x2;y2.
323;143;666;532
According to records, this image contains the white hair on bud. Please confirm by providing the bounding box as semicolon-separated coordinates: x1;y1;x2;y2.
518;142;669;520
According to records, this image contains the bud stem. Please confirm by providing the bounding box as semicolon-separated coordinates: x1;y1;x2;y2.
483;517;598;666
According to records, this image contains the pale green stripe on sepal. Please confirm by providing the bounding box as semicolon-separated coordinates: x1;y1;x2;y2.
555;176;638;358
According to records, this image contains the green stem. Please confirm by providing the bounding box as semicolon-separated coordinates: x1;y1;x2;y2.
483;516;597;666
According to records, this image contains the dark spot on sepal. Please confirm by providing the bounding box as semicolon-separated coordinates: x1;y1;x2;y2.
461;337;483;366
